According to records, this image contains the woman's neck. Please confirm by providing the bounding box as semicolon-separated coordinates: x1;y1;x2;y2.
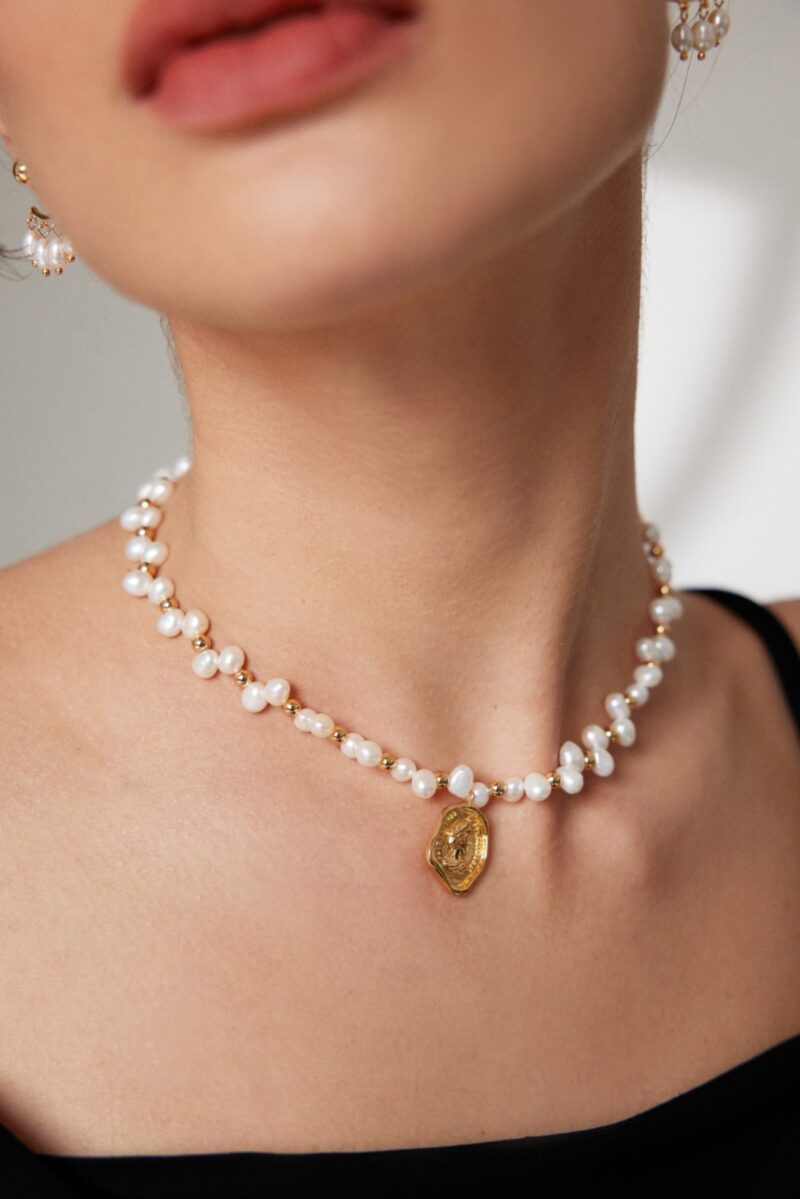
163;153;652;780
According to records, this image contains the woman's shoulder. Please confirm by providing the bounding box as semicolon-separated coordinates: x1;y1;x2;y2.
0;517;122;647
1;515;119;593
0;518;144;778
682;586;800;671
766;596;800;649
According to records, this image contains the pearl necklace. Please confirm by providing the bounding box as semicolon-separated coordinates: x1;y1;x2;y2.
120;455;683;896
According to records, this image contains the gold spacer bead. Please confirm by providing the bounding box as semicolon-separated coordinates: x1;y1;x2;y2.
697;50;706;60
489;781;506;798
606;725;617;742
282;698;302;715
331;724;347;742
655;623;670;636
583;751;595;771
192;635;211;653
54;266;63;276
234;669;254;687
649;542;663;557
135;527;155;539
545;770;560;788
137;562;157;576
380;755;398;771
66;253;76;263
659;583;672;596
160;597;179;610
139;498;152;508
41;267;50;277
624;693;638;710
435;772;449;789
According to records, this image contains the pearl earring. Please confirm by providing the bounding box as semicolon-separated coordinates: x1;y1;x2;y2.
670;1;731;61
12;160;76;277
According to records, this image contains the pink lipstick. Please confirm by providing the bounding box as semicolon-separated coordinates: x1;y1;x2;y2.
121;0;423;132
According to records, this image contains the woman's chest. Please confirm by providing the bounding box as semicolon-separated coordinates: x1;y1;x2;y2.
1;768;798;1158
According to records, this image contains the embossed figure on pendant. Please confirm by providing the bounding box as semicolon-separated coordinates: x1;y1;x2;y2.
426;803;489;895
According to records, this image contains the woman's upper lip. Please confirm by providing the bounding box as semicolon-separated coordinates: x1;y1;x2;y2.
121;0;420;100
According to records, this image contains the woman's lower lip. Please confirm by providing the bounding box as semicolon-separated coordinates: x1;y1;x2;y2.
141;6;422;132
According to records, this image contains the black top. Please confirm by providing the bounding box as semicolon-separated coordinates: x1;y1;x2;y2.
2;586;798;1199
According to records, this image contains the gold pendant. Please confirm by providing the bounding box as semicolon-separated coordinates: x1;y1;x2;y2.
426;802;489;895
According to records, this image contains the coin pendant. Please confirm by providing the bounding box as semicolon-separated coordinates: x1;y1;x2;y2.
426;802;489;895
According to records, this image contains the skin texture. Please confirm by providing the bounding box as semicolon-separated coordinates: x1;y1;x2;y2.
0;0;799;1158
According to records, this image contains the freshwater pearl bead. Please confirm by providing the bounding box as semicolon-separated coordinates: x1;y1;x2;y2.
559;740;586;771
471;782;490;808
22;230;38;256
611;717;636;747
217;645;245;675
125;536;149;562
447;763;474;800
709;7;730;37
503;777;525;802
311;713;335;738
145;505;165;530
182;609;209;638
524;772;551;800
636;637;658;663
654;558;672;582
391;757;417;782
142;540;169;566
148;477;174;505
411;769;438;799
604;692;629;721
671;21;693;55
691;18;716;51
148;576;175;605
581;724;609;751
652;635;676;662
592;747;615;777
634;662;663;688
265;678;290;706
156;608;184;637
294;707;316;731
47;240;66;268
242;682;269;713
556;766;584;795
135;505;162;529
192;650;219;679
121;505;151;532
172;455;192;479
356;740;382;767
649;595;683;624
122;569;151;597
341;732;364;758
625;682;649;707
